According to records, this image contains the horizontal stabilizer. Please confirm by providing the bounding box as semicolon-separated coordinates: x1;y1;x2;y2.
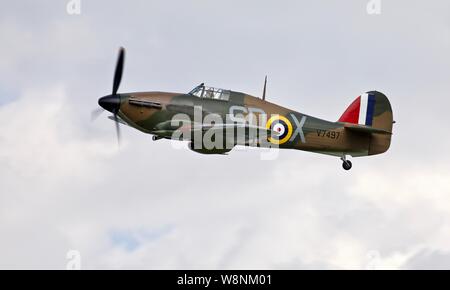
344;123;392;135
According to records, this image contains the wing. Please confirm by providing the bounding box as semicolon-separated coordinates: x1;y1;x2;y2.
153;122;272;145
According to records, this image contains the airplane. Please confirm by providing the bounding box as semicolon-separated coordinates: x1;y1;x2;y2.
94;48;394;170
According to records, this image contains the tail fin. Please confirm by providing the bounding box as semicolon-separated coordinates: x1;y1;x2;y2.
338;91;394;155
338;91;393;132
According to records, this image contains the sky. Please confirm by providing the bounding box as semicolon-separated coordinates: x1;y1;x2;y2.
0;0;450;269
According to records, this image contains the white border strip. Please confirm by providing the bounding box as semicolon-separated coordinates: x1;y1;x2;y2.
358;93;368;125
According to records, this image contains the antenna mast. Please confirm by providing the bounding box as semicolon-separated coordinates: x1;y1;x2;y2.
262;75;267;101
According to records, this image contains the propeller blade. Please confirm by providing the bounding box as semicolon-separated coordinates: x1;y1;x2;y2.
112;47;125;95
113;113;121;147
91;107;104;121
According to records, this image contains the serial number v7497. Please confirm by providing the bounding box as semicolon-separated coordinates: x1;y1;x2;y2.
316;129;340;139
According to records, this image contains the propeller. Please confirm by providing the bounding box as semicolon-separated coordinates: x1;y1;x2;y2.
113;47;125;95
97;47;126;146
91;107;104;121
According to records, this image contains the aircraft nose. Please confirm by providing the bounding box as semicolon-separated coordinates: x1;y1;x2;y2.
98;94;121;113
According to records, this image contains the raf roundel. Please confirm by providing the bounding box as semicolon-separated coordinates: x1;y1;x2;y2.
266;115;293;145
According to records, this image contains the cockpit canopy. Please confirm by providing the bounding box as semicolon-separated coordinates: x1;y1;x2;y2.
188;83;230;101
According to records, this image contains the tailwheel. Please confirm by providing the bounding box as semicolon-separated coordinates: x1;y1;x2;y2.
340;156;352;171
342;160;352;171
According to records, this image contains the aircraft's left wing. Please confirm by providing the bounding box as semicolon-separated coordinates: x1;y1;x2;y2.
194;123;272;145
153;122;272;145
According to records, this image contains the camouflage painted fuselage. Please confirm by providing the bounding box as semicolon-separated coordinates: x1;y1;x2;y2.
115;90;393;157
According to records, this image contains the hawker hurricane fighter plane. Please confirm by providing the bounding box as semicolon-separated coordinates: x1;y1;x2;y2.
95;48;394;170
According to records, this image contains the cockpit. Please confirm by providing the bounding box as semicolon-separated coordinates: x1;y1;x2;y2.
188;83;231;101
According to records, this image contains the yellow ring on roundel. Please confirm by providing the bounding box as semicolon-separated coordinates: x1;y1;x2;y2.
266;115;293;145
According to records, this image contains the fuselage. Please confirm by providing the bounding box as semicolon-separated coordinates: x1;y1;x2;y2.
114;90;373;157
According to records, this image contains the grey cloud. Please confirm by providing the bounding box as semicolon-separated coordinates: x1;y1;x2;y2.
1;0;450;269
402;249;450;270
